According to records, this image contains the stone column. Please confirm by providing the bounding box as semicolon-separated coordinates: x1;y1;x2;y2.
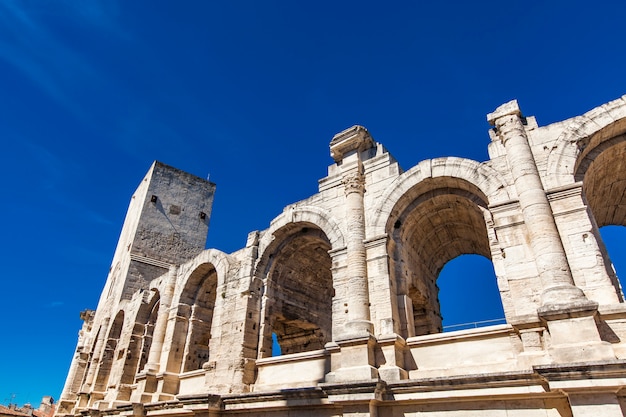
326;125;378;383
488;101;615;363
144;267;177;373
487;100;591;310
329;125;376;336
133;267;178;402
342;168;373;334
181;308;198;371
162;304;191;373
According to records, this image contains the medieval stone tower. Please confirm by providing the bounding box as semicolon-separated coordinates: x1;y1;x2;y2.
58;96;626;417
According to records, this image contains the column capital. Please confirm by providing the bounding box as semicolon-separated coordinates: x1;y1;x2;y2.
487;100;528;144
487;99;522;126
342;170;365;196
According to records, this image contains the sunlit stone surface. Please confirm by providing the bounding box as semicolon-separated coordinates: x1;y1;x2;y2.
57;96;626;417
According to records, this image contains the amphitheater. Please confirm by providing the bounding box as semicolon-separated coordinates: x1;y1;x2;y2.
57;96;626;416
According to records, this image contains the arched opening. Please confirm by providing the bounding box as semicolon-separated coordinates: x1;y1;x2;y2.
94;311;124;392
259;223;333;358
578;133;626;301
76;326;100;397
180;263;218;372
388;178;502;338
271;333;282;356
599;226;626;294
117;321;143;391
438;254;505;331
134;293;160;376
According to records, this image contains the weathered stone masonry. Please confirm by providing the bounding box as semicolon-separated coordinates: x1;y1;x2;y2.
58;96;626;417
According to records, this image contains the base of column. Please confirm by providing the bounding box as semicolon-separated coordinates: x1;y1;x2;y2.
539;302;615;363
342;319;374;339
155;372;179;397
142;362;160;373
131;371;158;403
325;365;379;383
75;391;94;410
325;333;379;383
548;341;615;364
377;333;408;382
539;285;596;313
86;392;104;408
378;365;408;381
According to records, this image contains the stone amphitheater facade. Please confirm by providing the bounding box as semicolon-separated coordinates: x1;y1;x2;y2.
57;97;626;417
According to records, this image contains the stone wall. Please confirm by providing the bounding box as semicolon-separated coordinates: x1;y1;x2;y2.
57;96;626;417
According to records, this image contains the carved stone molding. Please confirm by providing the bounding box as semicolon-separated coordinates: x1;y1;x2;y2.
342;171;365;196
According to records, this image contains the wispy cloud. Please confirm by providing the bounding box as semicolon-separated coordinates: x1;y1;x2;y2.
0;1;124;122
0;1;205;163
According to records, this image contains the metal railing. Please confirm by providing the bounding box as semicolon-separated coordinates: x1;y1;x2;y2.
442;318;507;332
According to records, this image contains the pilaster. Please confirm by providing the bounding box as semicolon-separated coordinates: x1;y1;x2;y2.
488;100;590;310
82;317;110;394
547;182;622;304
488;101;613;363
144;267;176;373
134;267;177;400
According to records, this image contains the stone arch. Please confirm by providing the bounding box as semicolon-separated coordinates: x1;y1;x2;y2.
179;263;218;371
75;325;101;400
371;157;510;238
384;173;503;337
177;249;232;292
132;290;160;380
546;95;626;190
255;219;335;359
258;206;346;256
545;96;626;303
93;310;124;392
169;250;231;373
579;133;626;228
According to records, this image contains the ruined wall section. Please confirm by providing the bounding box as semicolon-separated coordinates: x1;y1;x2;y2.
57;95;626;417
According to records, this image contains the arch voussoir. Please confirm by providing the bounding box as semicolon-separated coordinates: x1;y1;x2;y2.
258;205;345;255
371;158;509;237
546;95;626;189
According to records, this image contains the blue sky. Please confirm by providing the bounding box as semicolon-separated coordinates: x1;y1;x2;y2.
1;0;625;406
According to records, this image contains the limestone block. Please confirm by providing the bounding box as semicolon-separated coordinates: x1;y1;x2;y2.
569;393;624;417
406;325;520;378
58;96;626;417
254;349;329;391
